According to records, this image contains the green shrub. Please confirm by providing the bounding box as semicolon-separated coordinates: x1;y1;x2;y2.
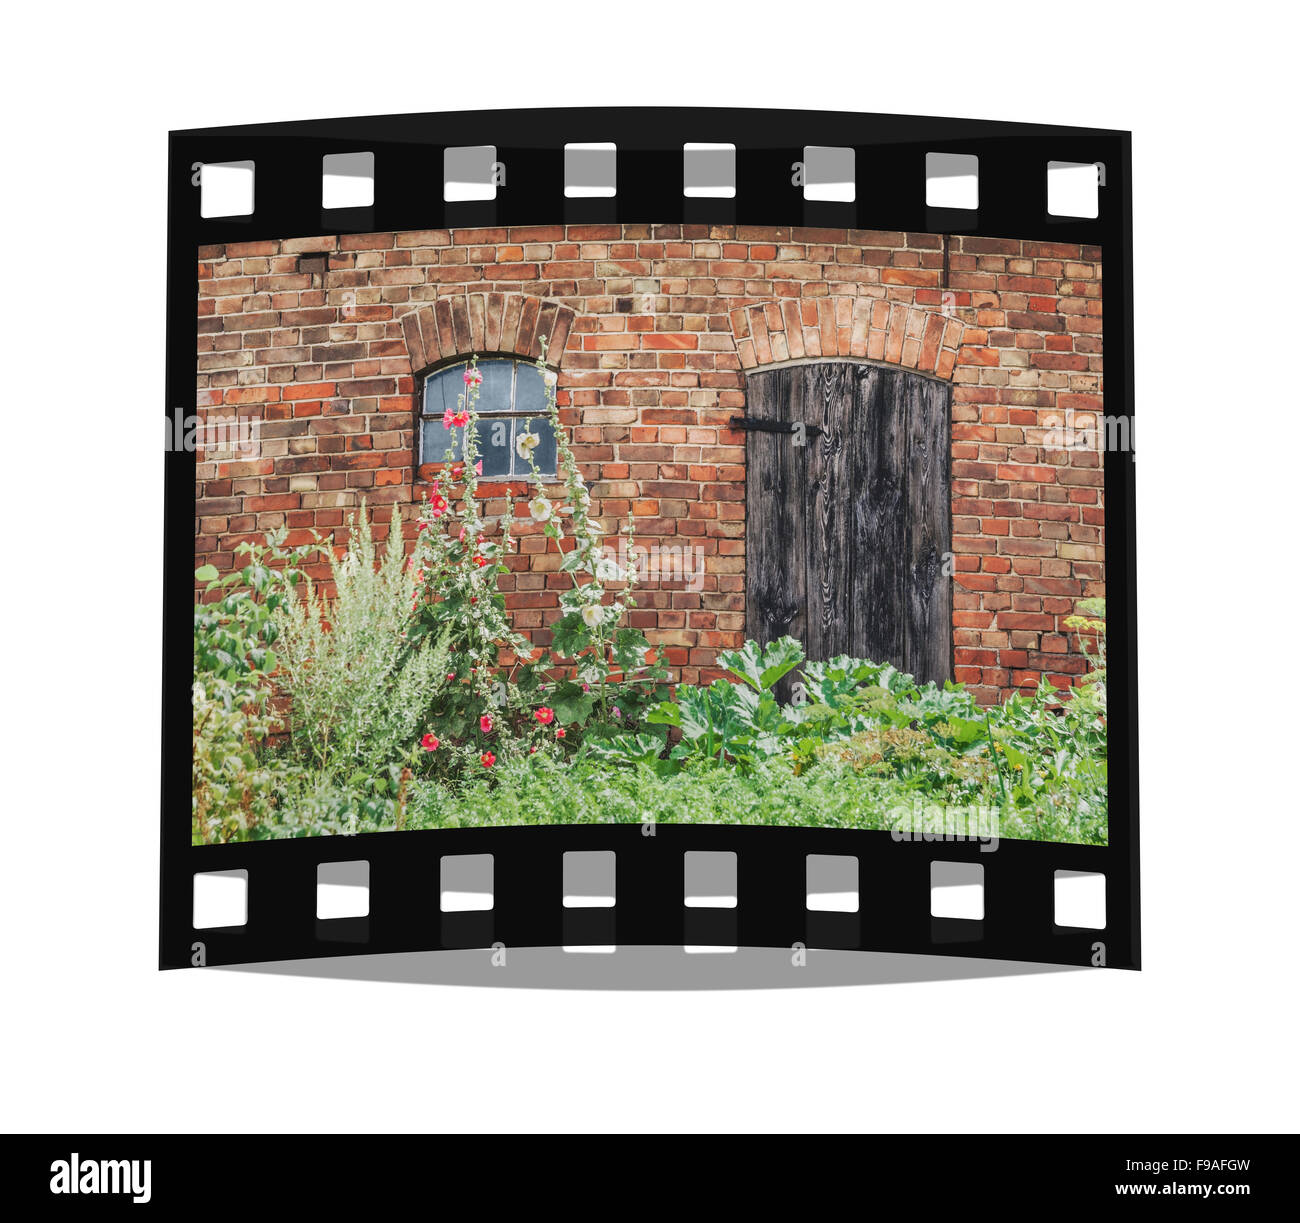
192;530;310;844
272;502;452;778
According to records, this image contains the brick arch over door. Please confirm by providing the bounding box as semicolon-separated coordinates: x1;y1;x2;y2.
729;298;969;381
397;293;577;373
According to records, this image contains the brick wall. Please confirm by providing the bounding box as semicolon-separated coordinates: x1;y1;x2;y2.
195;224;1104;702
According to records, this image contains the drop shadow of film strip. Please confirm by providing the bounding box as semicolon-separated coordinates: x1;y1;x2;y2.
164;107;1137;972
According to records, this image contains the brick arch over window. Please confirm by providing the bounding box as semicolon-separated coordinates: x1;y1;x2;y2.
729;298;969;381
398;293;577;373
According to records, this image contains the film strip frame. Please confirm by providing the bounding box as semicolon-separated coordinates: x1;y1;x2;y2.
163;107;1137;971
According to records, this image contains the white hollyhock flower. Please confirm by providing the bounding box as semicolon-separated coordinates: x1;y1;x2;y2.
516;431;541;459
529;496;553;522
595;557;622;582
581;603;605;628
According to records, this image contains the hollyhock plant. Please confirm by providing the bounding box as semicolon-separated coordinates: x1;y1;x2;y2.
402;344;667;778
511;340;669;728
403;354;546;766
421;733;440;752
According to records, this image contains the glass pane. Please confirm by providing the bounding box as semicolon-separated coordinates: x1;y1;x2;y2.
477;359;514;414
477;417;513;478
423;362;466;422
513;416;557;477
421;418;463;465
515;362;548;417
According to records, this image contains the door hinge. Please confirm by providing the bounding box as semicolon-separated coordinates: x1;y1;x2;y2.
729;415;823;439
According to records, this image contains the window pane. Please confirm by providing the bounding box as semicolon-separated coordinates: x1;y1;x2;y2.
477;417;513;477
478;359;514;414
424;363;466;422
515;362;549;417
421;418;464;465
513;417;557;477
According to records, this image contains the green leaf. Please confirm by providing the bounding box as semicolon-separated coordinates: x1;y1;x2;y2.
612;627;650;667
946;716;985;746
194;564;220;583
719;636;805;692
549;612;590;660
645;701;681;727
584;732;667;766
549;681;597;726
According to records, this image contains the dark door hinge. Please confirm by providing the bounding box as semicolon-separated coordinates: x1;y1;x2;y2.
729;415;823;439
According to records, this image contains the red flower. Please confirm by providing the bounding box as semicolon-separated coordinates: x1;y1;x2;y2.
464;367;483;387
480;714;494;734
450;462;465;480
446;673;456;682
480;751;496;768
535;707;555;725
421;733;439;752
474;554;489;568
555;727;566;739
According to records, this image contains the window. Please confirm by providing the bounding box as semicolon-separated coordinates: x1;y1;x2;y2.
420;358;557;478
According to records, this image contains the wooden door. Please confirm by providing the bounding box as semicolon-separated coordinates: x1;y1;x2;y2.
744;362;952;686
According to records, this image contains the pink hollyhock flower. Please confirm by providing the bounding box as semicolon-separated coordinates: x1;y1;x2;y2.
464;367;482;387
611;706;622;719
480;751;496;768
480;714;494;734
555;727;566;739
475;460;483;474
535;707;555;725
421;733;439;752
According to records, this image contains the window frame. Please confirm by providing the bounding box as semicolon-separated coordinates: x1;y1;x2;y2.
417;355;557;480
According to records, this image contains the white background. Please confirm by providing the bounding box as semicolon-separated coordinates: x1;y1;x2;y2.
1;1;1295;1134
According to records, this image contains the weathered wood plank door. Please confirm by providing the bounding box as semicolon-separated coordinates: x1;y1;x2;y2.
744;362;952;685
